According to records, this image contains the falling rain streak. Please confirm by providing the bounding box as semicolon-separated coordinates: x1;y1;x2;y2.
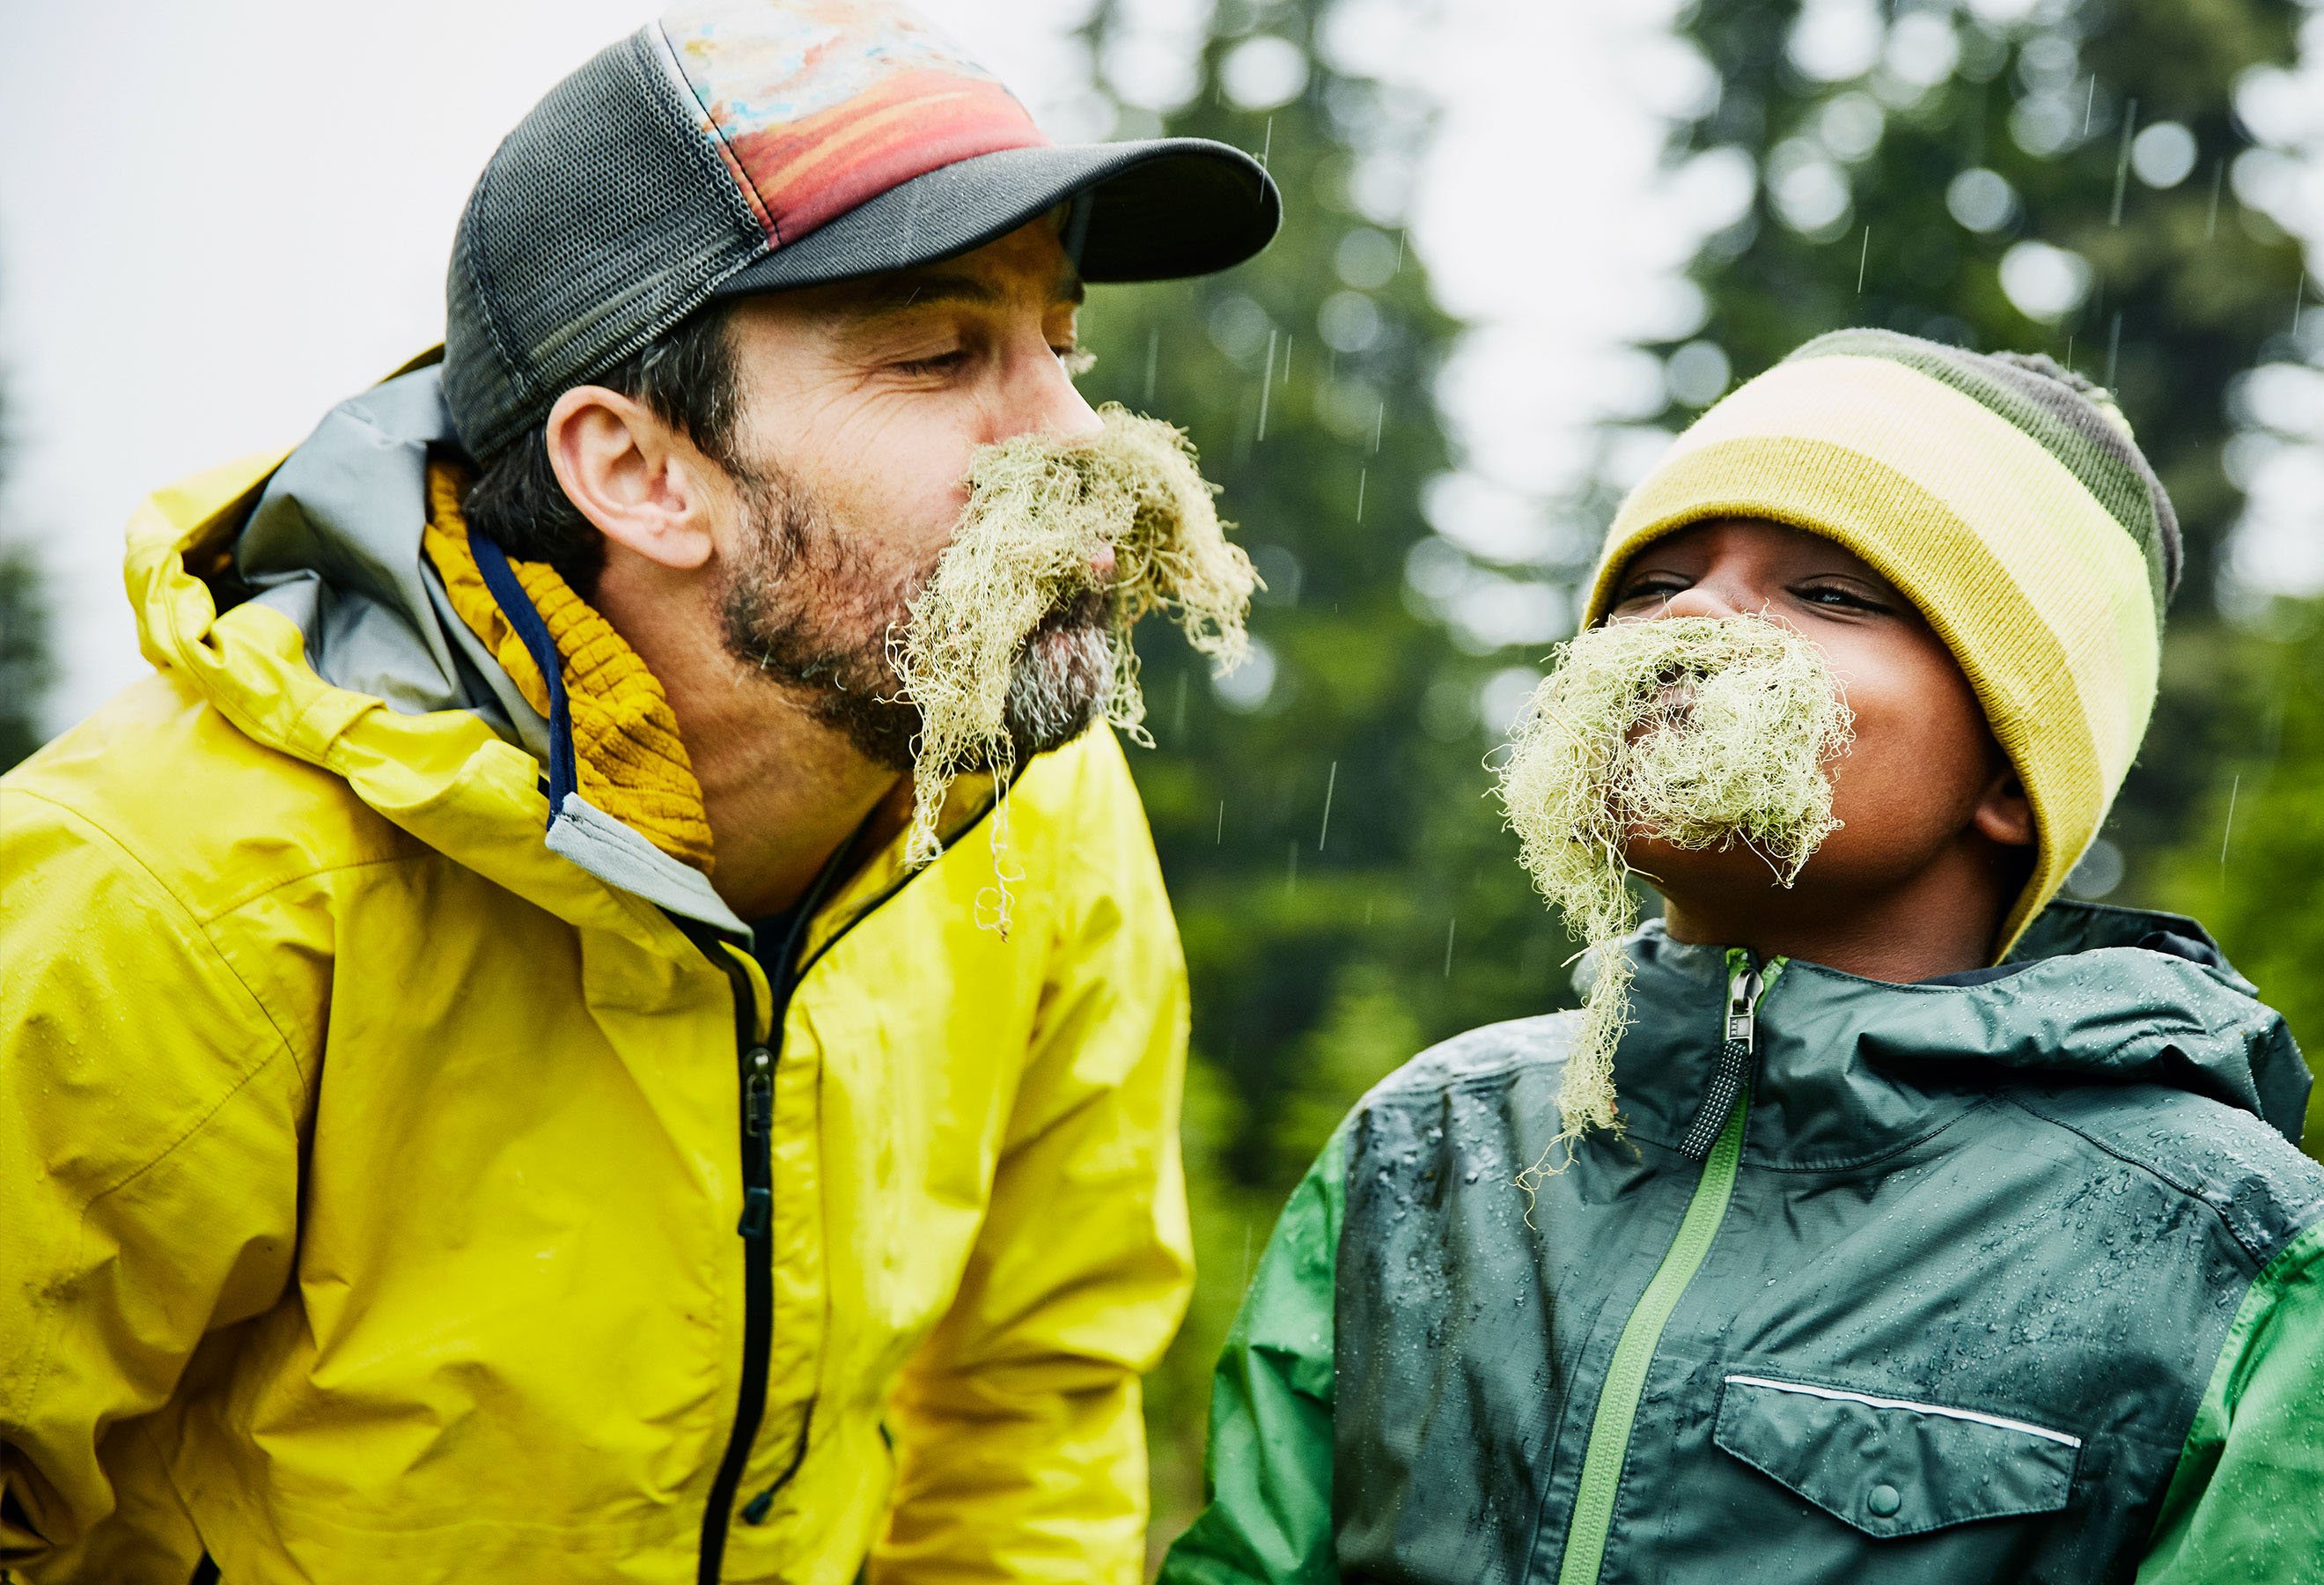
1257;328;1278;443
1857;226;1870;294
2110;99;2138;226
1355;467;1368;524
1318;760;1338;851
2206;159;2225;240
1144;326;1160;405
1443;917;1458;977
2222;774;2240;867
2106;312;2123;388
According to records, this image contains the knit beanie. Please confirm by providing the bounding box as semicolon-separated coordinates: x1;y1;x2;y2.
1581;328;2181;954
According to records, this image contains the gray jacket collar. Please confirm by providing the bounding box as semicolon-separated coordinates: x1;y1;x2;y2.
233;365;747;938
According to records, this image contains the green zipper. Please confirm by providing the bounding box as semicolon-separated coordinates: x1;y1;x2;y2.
1555;949;1779;1585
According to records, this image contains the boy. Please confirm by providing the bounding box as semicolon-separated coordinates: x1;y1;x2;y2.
1158;330;2324;1583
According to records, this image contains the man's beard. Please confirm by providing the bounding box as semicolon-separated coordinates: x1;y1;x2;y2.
719;403;1257;928
717;474;1115;776
1496;615;1854;1161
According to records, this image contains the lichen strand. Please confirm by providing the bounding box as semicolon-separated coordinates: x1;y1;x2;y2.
1497;616;1855;1163
890;404;1258;923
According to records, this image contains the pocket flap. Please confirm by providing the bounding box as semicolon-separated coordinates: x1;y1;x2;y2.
1713;1374;2080;1538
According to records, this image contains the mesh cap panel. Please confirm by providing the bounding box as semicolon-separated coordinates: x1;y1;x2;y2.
445;30;764;464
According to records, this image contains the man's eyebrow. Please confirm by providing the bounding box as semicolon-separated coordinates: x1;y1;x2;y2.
849;273;1000;315
843;269;1086;319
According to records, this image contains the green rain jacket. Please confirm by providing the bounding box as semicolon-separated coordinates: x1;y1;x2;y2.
1160;902;2324;1584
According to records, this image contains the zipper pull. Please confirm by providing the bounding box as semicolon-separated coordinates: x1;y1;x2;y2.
1725;959;1763;1051
1682;954;1768;1161
745;1045;773;1137
738;1187;771;1238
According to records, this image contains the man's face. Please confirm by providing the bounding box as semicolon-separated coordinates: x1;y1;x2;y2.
706;217;1109;769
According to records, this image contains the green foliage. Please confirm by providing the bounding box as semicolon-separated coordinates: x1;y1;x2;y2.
1665;0;2308;873
0;542;53;771
2147;608;2324;1156
0;361;55;773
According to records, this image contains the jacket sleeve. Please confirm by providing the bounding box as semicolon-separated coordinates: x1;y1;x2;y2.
1157;1132;1342;1585
870;737;1195;1584
0;790;307;1571
2136;1220;2324;1583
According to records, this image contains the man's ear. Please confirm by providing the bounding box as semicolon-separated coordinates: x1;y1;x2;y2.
543;386;717;571
1972;764;2037;849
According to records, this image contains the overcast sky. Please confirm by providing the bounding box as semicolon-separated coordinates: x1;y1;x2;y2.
5;1;2316;730
0;0;1706;728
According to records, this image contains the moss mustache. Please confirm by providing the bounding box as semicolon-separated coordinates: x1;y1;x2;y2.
890;403;1260;929
1497;615;1855;1153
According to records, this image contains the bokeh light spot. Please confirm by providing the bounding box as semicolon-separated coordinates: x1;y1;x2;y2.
1998;240;2093;322
1221;34;1308;111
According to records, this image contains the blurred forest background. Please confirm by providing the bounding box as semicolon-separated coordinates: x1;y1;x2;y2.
1053;0;2324;1546
4;0;2322;1559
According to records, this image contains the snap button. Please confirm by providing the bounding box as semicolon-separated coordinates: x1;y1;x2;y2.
1867;1482;1902;1518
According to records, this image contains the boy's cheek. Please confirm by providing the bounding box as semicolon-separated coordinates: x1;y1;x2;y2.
1819;722;1987;874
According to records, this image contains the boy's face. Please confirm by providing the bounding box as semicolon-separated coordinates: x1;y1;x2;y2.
1602;518;2034;932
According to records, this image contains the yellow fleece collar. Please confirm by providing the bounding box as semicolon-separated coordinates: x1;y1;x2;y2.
422;459;717;875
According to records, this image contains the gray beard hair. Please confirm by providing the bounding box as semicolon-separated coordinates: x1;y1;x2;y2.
1006;621;1117;749
717;459;1114;774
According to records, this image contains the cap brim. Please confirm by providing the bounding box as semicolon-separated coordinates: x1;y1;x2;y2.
708;137;1280;299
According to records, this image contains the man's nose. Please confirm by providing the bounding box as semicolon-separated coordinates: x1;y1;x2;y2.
989;339;1104;446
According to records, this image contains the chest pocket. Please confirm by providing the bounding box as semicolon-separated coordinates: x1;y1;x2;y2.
1714;1374;2081;1538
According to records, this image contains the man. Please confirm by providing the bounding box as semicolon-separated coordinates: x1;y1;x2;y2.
0;2;1277;1580
1159;333;2324;1582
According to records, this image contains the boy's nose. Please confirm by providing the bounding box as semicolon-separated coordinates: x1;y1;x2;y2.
1651;583;1743;621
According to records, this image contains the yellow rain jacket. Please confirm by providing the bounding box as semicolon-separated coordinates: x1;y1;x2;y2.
0;365;1193;1584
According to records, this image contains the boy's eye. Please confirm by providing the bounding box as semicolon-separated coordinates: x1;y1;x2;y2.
1795;580;1892;615
1613;575;1688;608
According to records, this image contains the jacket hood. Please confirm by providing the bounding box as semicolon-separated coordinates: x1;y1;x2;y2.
128;359;748;938
1605;900;2311;1154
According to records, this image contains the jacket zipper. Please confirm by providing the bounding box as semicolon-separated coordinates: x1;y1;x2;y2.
693;798;1000;1582
696;943;786;1585
1555;949;1775;1585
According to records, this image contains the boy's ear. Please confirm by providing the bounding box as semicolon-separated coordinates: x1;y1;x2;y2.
1972;766;2037;849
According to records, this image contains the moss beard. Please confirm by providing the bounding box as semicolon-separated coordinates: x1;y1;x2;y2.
890;405;1257;916
721;403;1257;929
1497;616;1855;1160
717;468;1116;778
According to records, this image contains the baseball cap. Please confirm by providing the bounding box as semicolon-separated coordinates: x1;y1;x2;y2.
444;0;1282;465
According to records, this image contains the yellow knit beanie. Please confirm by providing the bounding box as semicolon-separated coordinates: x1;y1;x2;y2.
1582;328;2179;953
